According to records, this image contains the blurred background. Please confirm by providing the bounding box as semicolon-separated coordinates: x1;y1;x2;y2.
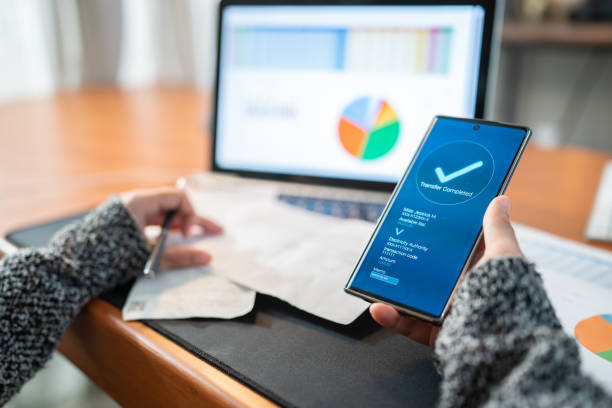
0;0;216;96
1;0;611;150
1;0;611;406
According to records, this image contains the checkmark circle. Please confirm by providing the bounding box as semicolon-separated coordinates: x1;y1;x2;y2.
416;141;494;205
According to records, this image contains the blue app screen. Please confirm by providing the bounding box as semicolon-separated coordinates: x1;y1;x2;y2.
348;118;527;317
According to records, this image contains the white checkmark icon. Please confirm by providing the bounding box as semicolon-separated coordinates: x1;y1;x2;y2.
435;161;483;183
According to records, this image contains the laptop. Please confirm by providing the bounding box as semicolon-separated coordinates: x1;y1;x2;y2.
189;0;501;221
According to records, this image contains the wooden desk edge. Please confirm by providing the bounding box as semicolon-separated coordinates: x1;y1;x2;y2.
58;299;277;408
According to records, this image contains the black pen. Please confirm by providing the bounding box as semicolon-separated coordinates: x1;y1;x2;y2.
143;209;177;278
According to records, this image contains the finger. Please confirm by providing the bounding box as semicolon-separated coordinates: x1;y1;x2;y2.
159;191;197;230
481;195;522;260
192;215;223;234
172;194;214;237
122;187;196;229
174;214;223;237
143;189;200;235
159;246;212;270
147;216;182;227
369;303;435;346
143;188;195;217
153;212;222;237
129;187;185;210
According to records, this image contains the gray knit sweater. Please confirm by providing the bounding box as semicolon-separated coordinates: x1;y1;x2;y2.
0;198;610;406
0;198;149;405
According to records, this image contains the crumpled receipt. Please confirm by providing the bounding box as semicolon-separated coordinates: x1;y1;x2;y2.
122;266;256;321
186;187;374;325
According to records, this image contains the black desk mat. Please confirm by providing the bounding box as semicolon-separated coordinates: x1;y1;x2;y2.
6;212;440;407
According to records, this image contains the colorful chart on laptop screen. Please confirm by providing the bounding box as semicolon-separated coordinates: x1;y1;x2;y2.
574;314;612;362
338;97;400;160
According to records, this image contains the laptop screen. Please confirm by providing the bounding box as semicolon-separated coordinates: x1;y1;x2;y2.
213;2;494;187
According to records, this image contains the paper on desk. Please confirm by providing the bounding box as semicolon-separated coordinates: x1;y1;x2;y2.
122;266;256;321
187;188;373;325
515;223;612;289
122;186;277;322
539;271;612;394
514;224;612;393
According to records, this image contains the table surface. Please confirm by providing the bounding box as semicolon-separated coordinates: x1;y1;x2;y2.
1;87;611;407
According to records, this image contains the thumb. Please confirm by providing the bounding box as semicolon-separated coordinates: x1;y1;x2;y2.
480;196;522;263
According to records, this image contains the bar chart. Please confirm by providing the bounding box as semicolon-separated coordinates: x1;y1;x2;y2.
227;26;454;75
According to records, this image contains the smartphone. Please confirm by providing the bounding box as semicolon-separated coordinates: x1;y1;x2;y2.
344;116;531;325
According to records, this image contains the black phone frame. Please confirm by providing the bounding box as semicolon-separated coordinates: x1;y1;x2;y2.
344;115;531;325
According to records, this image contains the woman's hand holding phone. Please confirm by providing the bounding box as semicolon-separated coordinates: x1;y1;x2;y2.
369;195;523;346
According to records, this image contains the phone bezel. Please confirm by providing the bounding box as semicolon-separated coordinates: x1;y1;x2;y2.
344;116;532;325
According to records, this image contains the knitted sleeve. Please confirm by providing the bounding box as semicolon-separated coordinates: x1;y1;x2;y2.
0;197;149;405
434;256;612;407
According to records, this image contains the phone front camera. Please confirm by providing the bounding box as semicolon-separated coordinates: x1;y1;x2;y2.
473;125;480;130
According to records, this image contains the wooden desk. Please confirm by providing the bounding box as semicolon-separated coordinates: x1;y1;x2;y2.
0;88;610;407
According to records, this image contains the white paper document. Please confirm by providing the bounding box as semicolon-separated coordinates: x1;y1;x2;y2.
514;224;612;393
122;266;256;321
516;223;612;289
187;188;373;325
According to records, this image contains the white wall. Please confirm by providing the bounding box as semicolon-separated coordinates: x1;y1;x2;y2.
0;0;57;101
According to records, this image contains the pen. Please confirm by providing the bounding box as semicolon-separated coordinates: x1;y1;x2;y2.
143;209;177;278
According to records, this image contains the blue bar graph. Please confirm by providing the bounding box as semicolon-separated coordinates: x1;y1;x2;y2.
227;26;454;74
229;27;347;70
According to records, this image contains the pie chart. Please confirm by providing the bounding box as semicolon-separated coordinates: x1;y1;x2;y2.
574;314;612;362
338;97;400;160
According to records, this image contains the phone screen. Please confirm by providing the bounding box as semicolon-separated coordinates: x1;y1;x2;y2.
346;117;530;320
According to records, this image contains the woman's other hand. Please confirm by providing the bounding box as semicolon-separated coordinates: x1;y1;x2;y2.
369;195;523;346
121;187;223;270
